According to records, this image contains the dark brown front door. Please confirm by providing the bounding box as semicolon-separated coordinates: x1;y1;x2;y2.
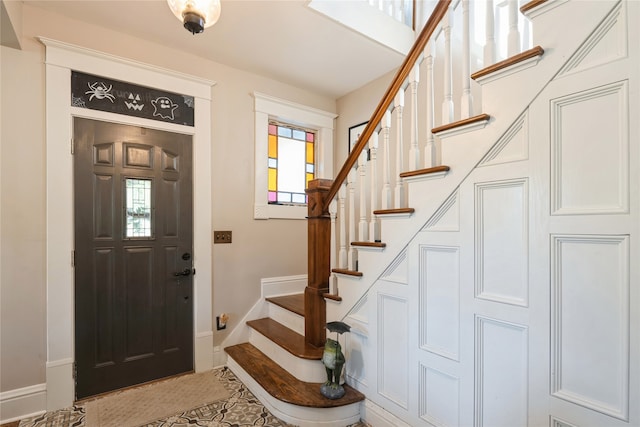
73;118;194;399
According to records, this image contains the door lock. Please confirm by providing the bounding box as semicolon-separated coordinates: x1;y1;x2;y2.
174;268;192;277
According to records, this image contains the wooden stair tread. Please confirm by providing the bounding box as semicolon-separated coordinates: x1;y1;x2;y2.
520;0;547;14
331;268;363;277
373;207;415;215
432;114;491;135
225;343;365;408
399;165;450;179
265;294;305;317
351;241;386;248
247;318;323;360
323;293;343;302
471;46;544;81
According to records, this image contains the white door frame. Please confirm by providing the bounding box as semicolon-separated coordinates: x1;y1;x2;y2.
40;38;215;410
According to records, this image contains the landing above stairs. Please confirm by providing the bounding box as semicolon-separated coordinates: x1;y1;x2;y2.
225;343;365;409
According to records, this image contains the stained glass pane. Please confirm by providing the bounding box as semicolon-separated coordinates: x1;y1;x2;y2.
125;178;152;238
268;168;277;191
268;135;277;158
277;126;292;138
292;193;306;204
277;192;292;203
306;142;314;164
277;137;305;193
268;123;315;205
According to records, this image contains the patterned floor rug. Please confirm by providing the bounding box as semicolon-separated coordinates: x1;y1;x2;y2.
17;367;368;427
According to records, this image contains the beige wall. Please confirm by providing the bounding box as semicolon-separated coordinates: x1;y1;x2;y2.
0;4;336;392
334;71;394;176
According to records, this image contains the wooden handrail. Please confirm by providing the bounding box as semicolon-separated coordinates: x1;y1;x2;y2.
321;0;452;213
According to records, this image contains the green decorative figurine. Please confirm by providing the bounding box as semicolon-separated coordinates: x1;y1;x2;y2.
320;321;351;399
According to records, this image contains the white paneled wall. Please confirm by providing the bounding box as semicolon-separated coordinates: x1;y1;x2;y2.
337;2;639;427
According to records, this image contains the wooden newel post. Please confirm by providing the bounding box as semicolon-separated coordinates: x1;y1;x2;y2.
305;179;333;347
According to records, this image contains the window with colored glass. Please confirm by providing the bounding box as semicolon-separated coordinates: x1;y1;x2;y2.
268;122;315;205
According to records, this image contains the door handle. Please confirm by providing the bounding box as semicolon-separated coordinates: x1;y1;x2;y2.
174;268;192;277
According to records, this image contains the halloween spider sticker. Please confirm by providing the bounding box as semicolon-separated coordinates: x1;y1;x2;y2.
85;81;115;102
71;71;194;126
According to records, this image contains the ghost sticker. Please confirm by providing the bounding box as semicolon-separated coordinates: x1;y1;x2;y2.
151;96;179;120
125;93;144;111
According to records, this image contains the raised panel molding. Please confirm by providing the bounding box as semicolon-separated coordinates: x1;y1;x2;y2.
124;143;154;169
557;1;627;78
475;179;529;307
93;142;114;166
419;245;460;361
378;293;408;409
479;110;529;167
551;80;629;215
346;294;369;325
345;330;368;388
475;316;528;427
423;190;460;232
550;235;630;420
420;364;460;426
93;174;114;239
380;251;408;285
550;416;579;427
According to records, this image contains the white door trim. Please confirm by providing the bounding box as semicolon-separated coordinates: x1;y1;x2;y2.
40;37;215;410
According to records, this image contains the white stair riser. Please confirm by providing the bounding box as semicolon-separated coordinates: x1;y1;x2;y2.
227;357;362;427
248;329;327;383
268;303;305;335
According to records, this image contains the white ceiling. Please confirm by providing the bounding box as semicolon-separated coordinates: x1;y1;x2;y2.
23;0;405;98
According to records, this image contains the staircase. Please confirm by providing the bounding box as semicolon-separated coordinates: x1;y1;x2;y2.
225;0;636;426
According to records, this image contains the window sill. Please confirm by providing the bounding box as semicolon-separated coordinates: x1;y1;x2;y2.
254;203;307;220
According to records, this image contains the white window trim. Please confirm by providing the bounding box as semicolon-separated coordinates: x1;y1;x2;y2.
253;92;337;219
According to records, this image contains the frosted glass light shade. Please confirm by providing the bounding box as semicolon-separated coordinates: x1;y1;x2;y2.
167;0;221;33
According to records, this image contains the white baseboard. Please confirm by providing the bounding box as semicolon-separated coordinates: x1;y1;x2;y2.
212;345;227;368
261;274;307;298
195;331;214;372
45;359;74;411
0;383;47;424
361;399;411;427
220;274;307;352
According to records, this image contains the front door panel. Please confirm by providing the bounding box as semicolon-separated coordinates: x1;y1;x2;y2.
74;118;193;399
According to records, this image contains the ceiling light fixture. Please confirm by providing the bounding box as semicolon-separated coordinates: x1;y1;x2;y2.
167;0;221;34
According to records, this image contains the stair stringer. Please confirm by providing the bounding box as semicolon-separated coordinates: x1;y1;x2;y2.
326;0;621;325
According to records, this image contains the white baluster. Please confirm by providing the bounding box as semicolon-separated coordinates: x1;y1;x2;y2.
381;110;392;209
442;6;454;124
484;0;496;66
329;199;338;294
394;91;405;208
461;0;473;119
369;131;380;242
347;167;357;270
522;12;531;51
358;150;369;242
424;40;436;168
409;64;420;170
338;181;347;269
508;0;521;56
